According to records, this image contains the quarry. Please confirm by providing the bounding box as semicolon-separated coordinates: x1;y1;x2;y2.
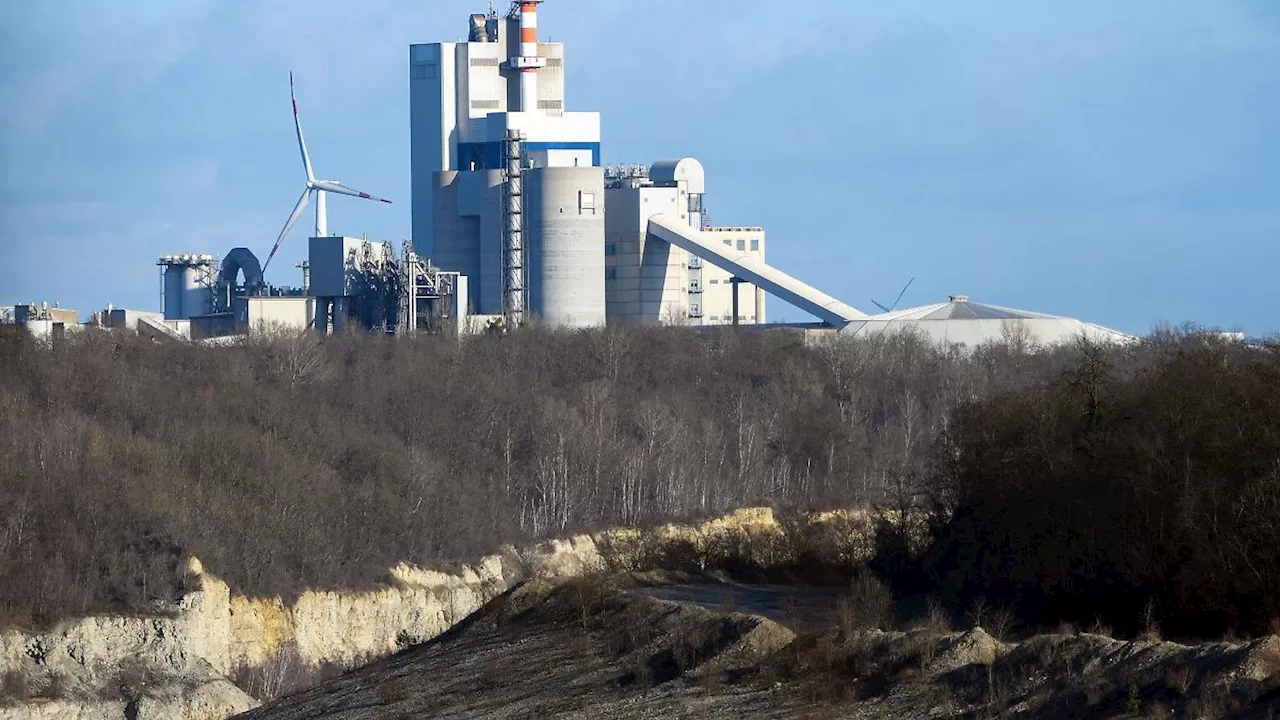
2;4;1278;718
2;509;1278;719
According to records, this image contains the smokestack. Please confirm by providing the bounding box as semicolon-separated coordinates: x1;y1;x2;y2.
514;1;545;111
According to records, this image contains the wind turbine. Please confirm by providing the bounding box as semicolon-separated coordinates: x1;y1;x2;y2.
871;277;915;314
264;72;391;272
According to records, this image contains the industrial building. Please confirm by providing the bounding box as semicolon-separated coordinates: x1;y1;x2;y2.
8;302;81;340
604;159;767;326
410;2;865;331
64;1;1129;349
149;241;467;339
411;1;604;327
840;295;1134;347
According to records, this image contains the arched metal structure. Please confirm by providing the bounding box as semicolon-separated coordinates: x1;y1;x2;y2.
216;247;266;311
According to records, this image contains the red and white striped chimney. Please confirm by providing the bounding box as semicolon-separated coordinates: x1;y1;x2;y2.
514;1;545;112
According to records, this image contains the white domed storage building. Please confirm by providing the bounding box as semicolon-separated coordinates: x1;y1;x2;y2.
839;295;1133;348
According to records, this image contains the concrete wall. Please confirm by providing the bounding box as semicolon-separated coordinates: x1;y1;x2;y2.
604;184;687;324
409;42;456;256
242;297;314;332
105;308;161;330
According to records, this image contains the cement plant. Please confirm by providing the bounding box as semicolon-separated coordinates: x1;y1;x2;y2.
4;4;1278;720
3;1;1134;350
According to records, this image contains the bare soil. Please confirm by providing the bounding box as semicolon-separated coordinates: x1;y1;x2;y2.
236;576;1280;719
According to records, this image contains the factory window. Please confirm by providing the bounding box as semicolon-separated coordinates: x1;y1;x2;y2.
579;191;595;211
736;239;745;251
722;239;731;246
605;242;616;256
605;267;617;280
751;239;759;251
412;64;437;80
469;57;501;67
709;278;718;284
538;100;563;110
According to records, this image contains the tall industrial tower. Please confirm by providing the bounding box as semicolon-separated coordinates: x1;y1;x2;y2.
410;1;606;327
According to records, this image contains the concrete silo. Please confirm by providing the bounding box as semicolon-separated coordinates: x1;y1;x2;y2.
525;166;606;327
157;254;215;319
161;259;185;319
181;261;213;318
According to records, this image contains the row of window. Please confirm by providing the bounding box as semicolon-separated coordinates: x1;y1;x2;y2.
721;238;760;251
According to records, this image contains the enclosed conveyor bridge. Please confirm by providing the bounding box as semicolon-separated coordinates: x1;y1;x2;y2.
647;214;866;328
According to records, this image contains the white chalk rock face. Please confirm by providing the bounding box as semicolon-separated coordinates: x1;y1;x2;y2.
1;509;798;718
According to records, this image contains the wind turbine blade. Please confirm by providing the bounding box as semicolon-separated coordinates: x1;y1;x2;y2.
265;187;311;272
871;299;891;313
290;72;315;183
315;181;392;204
891;277;915;311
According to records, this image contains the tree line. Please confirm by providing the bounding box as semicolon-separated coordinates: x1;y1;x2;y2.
0;323;1275;638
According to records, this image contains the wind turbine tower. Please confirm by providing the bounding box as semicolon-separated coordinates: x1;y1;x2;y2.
265;72;392;273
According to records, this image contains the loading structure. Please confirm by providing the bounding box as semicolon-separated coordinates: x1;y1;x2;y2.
603;157;865;328
646;215;865;327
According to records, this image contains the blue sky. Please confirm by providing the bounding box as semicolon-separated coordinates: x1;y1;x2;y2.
1;0;1277;334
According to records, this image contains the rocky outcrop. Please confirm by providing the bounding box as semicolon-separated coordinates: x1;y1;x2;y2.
0;552;516;719
0;508;876;718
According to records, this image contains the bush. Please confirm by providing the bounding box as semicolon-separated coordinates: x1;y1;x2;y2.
927;333;1280;637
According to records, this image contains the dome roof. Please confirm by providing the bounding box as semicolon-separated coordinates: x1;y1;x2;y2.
840;295;1133;347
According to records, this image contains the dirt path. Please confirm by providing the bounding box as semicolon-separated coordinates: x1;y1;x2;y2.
633;583;842;632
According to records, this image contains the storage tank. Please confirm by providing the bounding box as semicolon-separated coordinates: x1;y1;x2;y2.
525;167;606;327
162;262;185;319
181;263;211;318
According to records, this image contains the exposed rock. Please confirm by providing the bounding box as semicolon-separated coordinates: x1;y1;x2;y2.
4;510;796;716
1234;635;1280;682
521;535;604;578
929;627;1003;673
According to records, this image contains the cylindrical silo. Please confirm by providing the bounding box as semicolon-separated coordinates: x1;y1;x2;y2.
181;264;210;318
525;166;606;327
163;264;185;319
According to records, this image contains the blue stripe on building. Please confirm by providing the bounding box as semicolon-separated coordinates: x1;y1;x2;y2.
458;141;601;170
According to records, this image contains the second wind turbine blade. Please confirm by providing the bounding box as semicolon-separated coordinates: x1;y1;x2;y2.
266;187;311;272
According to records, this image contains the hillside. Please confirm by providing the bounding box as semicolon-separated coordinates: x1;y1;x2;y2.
2;324;1279;717
237;576;1280;719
